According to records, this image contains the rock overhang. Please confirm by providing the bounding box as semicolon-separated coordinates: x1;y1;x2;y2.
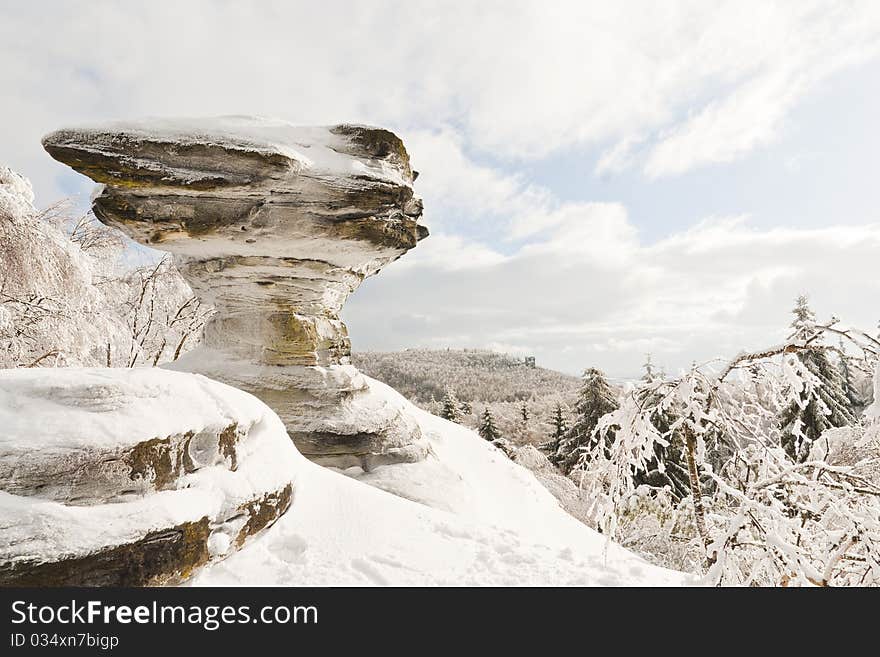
42;116;428;263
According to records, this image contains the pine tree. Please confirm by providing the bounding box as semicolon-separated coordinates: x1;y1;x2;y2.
837;337;862;409
630;384;692;500
641;354;657;383
459;400;473;416
545;403;567;452
519;401;530;426
478;407;502;442
440;387;462;423
553;368;619;474
778;296;857;462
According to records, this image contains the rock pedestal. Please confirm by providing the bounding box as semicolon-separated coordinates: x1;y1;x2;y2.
43;117;430;469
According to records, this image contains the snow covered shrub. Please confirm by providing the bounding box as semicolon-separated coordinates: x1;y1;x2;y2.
613;485;705;574
574;307;880;585
98;255;212;367
0;166;210;368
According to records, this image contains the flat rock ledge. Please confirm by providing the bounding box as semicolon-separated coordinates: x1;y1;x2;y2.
43;117;430;469
0;368;300;586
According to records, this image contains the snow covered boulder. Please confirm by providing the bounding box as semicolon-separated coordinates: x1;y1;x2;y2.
43;117;430;469
0;368;301;586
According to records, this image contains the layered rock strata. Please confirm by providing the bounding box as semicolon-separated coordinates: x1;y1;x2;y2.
43;117;429;468
0;368;299;586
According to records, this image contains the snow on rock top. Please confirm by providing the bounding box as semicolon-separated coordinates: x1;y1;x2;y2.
0;368;268;453
44;116;414;188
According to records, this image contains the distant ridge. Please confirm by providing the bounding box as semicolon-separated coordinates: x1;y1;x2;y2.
352;348;579;404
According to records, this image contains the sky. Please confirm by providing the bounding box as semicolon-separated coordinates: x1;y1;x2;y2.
2;0;879;377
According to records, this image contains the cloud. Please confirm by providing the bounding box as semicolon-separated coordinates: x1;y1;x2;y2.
394;233;507;272
2;1;877;379
3;0;879;196
347;206;880;378
642;3;880;178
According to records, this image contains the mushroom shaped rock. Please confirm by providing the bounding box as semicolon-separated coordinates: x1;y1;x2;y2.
43;117;430;469
0;368;299;586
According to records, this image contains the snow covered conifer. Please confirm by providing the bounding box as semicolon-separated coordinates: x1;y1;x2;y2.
545;403;567;452
478;407;502;442
552;368;618;474
629;384;692;500
440;386;462;423
778;295;857;462
837;337;863;409
641;354;657;383
520;401;530;426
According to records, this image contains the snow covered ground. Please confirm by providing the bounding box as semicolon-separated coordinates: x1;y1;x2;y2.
0;367;685;586
193;378;687;586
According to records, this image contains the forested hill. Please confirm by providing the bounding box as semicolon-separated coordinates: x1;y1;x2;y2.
351;349;579;404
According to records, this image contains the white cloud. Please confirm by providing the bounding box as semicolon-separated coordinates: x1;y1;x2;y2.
2;1;878;378
642;2;880;178
347;205;880;377
3;0;879;196
394;233;507;272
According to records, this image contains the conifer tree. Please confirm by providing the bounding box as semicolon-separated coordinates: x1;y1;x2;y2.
440;387;462;423
552;368;619;474
778;296;857;462
478;407;502;443
837;337;862;409
630;384;692;500
545;403;567;453
641;354;657;383
519;401;530;426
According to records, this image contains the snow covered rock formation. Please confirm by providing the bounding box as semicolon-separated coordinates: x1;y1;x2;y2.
43;117;429;469
0;368;299;586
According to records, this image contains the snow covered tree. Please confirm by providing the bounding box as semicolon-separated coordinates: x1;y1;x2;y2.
544;403;568;453
777;296;856;462
552;368;619;474
478;407;502;443
440;387;462;423
106;255;213;368
517;401;528;424
460;400;473;416
642;354;657;383
573;325;880;585
0;168;210;369
837;337;863;409
629;383;694;501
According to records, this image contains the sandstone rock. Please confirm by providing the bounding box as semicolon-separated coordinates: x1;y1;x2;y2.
43;117;430;468
0;368;300;586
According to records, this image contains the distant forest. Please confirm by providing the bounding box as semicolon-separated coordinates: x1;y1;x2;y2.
353;348;582;446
